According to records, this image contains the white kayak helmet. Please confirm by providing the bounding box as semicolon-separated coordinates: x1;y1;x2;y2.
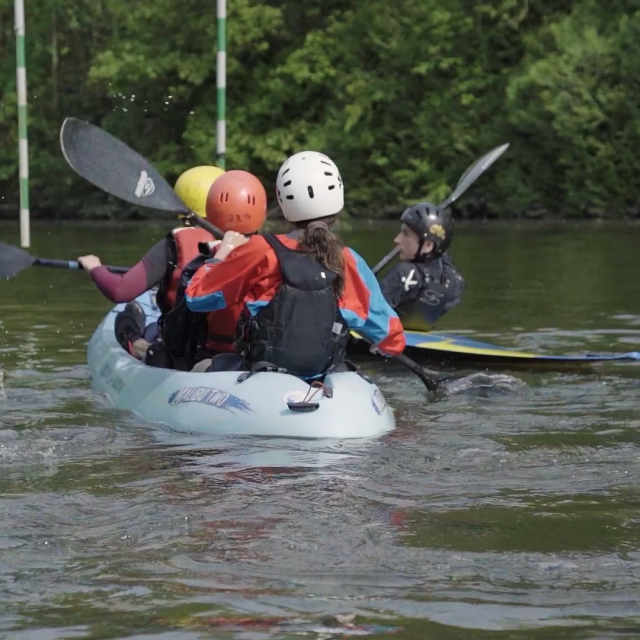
275;151;344;222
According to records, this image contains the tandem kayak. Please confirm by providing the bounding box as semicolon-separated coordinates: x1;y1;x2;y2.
87;291;395;439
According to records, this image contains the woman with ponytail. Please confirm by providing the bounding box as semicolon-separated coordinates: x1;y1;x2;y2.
185;151;405;378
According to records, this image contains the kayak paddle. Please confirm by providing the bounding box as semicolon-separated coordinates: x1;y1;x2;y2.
60;117;224;239
395;352;441;393
355;331;448;394
0;241;128;280
372;142;510;274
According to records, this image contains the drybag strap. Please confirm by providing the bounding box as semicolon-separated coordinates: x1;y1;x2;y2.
237;360;289;383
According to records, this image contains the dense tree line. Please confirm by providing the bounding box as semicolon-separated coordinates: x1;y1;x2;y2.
0;0;638;220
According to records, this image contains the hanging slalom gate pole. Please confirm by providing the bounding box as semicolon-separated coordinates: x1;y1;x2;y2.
216;0;226;169
14;0;30;248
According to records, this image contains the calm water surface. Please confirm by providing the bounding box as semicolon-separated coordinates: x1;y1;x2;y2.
1;221;640;639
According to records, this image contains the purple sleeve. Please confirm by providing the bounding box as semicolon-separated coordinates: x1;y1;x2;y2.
89;239;172;303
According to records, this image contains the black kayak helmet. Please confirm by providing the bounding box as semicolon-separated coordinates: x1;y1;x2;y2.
400;202;453;258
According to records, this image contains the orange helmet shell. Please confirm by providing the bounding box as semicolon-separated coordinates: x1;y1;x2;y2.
205;170;267;234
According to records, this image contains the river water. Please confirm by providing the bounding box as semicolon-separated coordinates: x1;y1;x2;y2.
1;221;640;639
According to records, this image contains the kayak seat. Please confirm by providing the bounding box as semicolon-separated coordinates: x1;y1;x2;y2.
209;352;245;373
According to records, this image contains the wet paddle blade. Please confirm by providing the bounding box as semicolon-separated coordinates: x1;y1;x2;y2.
440;143;509;209
0;241;35;279
60;117;189;214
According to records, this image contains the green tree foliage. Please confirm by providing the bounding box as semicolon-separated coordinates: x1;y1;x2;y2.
506;0;640;217
0;0;637;219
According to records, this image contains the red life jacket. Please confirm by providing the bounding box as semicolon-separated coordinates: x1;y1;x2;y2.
159;226;240;355
161;226;215;309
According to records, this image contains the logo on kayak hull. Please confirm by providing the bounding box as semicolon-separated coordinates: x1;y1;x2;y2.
168;386;253;414
99;362;125;394
371;389;387;415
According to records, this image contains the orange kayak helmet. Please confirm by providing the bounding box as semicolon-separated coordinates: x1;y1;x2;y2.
206;170;267;234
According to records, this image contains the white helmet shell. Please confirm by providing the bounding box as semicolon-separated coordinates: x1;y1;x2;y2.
275;151;344;222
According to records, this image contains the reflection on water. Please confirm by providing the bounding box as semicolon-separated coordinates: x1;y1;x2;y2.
1;221;640;639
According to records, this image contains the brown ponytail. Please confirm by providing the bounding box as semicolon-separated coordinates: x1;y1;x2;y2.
296;216;345;296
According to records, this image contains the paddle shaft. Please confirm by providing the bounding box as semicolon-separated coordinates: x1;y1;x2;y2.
33;257;128;274
361;333;440;393
372;246;399;274
182;212;224;239
395;352;439;393
33;215;222;275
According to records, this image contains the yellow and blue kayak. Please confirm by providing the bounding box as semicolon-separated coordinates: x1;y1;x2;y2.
350;330;640;364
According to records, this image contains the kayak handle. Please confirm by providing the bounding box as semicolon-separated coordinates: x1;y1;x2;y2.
287;401;320;412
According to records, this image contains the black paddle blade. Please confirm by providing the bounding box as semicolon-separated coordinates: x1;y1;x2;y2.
60;117;189;214
0;241;35;279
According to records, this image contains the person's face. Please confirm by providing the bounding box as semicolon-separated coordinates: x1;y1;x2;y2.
394;223;420;260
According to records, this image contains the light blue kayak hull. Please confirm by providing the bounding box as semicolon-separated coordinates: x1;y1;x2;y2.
87;292;395;439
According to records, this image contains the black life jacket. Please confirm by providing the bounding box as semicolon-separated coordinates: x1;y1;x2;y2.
395;255;465;332
235;232;349;378
157;245;213;368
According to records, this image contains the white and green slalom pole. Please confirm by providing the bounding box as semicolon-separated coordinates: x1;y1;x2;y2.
14;0;30;248
216;0;226;169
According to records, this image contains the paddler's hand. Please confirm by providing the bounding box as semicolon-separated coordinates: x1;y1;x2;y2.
214;231;249;261
78;255;102;272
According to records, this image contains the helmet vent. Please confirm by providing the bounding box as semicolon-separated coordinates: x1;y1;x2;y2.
286;195;294;200
282;168;291;176
283;180;292;187
328;185;335;191
324;171;333;176
307;186;315;199
320;160;331;166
